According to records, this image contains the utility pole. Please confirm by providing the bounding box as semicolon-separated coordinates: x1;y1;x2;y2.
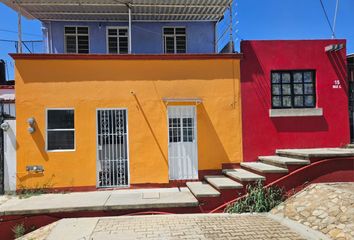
332;0;339;39
18;10;22;53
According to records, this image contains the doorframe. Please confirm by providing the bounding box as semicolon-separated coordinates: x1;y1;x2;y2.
95;108;130;188
167;105;198;180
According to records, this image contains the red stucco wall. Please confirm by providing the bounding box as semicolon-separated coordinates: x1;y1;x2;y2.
241;40;349;161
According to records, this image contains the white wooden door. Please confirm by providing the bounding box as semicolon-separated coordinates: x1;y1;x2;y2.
168;106;198;180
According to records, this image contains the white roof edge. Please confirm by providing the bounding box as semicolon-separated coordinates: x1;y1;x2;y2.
1;0;232;22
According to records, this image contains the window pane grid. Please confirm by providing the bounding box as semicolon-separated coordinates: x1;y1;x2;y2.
163;27;186;54
47;109;75;151
271;71;315;109
64;26;89;54
107;27;129;54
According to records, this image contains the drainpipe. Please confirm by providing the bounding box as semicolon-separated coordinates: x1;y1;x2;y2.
17;10;22;53
128;4;132;54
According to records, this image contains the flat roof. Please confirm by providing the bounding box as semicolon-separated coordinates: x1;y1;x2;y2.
2;0;232;22
10;53;243;60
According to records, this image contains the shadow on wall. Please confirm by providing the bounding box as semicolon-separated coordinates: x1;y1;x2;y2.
30;121;49;161
15;59;236;83
327;50;348;95
240;42;271;114
271;116;329;132
197;104;230;167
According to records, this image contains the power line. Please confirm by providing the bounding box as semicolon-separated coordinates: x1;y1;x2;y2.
319;0;336;38
0;29;42;37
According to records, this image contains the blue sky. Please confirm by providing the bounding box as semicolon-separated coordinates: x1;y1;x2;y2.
0;0;353;80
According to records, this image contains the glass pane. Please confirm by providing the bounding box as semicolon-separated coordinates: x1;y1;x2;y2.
65;27;76;34
282;73;291;83
119;37;128;54
48;110;74;129
272;73;281;83
108;28;118;36
65;36;76;53
164;28;174;35
119;28;128;35
305;96;315;107
293;72;303;83
47;131;74;150
294;96;304;107
282;96;292;107
176;36;186;53
304;83;314;94
272;96;281;107
175;27;186;35
282;84;291;95
77;35;89;53
304;72;313;83
165;36;175;53
108;37;118;54
77;27;88;34
272;84;281;95
294;84;303;95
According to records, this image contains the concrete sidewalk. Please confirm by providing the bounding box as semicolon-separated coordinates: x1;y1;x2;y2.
0;188;198;216
20;213;329;240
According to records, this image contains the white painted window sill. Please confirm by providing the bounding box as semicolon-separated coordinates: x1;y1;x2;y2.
269;108;323;117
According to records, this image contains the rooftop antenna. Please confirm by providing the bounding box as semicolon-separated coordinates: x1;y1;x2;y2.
332;0;339;39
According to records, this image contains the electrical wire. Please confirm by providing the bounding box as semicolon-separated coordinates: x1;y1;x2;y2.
319;0;336;38
0;28;42;37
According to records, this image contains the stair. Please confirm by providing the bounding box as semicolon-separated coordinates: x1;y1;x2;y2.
223;168;265;182
276;148;354;159
240;162;288;174
259;155;310;167
186;181;220;198
204;175;243;190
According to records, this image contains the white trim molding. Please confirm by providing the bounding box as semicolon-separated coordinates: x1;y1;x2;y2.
269;108;323;118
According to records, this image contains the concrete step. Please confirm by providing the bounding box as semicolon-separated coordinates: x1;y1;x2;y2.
223;168;265;182
186;182;220;198
241;162;288;174
259;156;310;166
204;175;243;190
276;148;354;159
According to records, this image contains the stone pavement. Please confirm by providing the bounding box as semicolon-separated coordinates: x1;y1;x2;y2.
0;188;198;216
20;213;328;240
272;182;354;240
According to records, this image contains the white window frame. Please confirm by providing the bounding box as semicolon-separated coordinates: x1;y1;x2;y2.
106;26;129;54
45;108;76;152
64;26;90;54
163;26;187;54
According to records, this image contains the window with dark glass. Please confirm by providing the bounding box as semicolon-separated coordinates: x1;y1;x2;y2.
271;71;316;108
163;27;186;54
64;26;89;54
47;109;75;151
107;27;129;54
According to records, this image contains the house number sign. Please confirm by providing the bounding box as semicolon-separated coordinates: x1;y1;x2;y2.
332;80;341;89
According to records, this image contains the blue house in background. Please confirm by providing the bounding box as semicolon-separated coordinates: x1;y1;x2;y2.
4;0;235;55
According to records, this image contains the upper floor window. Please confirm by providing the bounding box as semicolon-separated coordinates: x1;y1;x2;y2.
271;70;316;109
64;26;89;54
107;27;129;54
46;109;75;151
163;27;186;54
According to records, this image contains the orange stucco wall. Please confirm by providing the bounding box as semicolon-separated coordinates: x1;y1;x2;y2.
15;57;242;189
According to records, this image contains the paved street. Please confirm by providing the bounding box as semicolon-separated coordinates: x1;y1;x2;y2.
21;213;328;240
272;182;354;240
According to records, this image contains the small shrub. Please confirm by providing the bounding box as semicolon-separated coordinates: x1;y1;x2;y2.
12;223;26;238
17;182;53;199
225;180;285;213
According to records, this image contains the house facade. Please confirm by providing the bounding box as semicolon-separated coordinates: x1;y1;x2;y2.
241;40;349;161
13;54;242;189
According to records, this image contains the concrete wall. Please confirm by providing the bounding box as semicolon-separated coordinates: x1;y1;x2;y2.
240;40;350;161
14;55;242;190
44;21;216;54
4;120;16;192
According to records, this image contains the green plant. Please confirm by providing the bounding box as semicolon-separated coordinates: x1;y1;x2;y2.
225;180;285;213
12;223;26;238
17;181;53;199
